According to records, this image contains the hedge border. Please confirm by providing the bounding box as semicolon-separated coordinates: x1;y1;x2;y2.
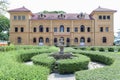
57;54;90;74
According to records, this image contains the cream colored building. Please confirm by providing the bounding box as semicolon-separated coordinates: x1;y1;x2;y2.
8;6;116;46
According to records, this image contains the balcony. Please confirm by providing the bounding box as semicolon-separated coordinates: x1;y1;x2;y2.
54;32;70;36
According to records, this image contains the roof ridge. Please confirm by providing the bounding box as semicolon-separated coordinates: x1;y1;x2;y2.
8;6;31;12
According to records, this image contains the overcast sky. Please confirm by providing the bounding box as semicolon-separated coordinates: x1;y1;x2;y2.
6;0;120;35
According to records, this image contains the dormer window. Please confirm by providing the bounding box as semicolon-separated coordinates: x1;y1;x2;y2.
58;13;65;19
38;13;46;19
77;12;85;19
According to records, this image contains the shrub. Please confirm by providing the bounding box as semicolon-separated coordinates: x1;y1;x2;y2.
50;53;73;59
74;50;120;80
0;50;50;80
99;47;105;52
0;44;15;52
57;54;90;74
76;51;114;65
108;47;114;52
90;47;96;51
80;47;86;50
118;48;120;52
32;54;56;70
16;46;58;62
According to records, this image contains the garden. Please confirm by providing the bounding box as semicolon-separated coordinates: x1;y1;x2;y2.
0;45;120;80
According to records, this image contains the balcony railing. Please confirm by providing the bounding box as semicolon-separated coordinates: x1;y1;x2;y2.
54;32;70;36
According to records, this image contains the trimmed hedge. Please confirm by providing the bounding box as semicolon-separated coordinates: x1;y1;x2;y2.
16;46;58;62
57;54;90;74
0;44;15;52
73;50;114;65
99;47;105;52
0;46;58;80
31;53;90;74
0;51;50;80
74;50;120;80
32;54;56;70
108;47;114;52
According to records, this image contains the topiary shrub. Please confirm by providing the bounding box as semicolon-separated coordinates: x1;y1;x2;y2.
32;54;56;70
118;48;120;52
0;49;50;80
80;47;86;50
50;53;73;60
77;50;114;65
108;47;114;52
57;54;90;74
90;47;96;51
99;47;105;52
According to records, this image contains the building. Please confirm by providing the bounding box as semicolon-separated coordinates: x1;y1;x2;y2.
8;6;116;46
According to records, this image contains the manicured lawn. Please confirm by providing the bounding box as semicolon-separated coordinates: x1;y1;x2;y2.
0;45;120;80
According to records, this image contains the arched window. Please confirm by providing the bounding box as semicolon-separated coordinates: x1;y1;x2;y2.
17;37;22;43
33;27;36;32
39;37;44;43
102;37;107;43
54;38;57;43
66;38;70;43
74;38;78;43
87;38;91;43
33;38;36;43
80;37;85;42
60;25;64;32
46;38;49;43
80;25;85;32
39;25;43;32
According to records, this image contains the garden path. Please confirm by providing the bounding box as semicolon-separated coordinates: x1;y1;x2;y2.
25;61;105;80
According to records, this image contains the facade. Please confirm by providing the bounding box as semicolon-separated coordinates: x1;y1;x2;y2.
8;6;116;46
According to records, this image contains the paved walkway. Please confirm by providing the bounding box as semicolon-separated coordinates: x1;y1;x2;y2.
25;61;105;80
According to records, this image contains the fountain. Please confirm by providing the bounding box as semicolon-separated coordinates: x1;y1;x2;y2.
58;38;64;54
50;38;73;60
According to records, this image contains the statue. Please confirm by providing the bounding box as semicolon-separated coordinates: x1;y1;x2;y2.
58;38;64;54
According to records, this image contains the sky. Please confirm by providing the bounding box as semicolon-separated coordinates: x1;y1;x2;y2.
6;0;120;35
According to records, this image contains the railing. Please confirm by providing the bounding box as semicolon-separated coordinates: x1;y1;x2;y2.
54;32;70;36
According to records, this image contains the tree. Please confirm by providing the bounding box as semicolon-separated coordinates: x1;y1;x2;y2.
0;15;9;32
0;0;8;14
0;15;10;41
40;10;66;14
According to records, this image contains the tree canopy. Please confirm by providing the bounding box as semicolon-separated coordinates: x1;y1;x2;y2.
40;10;66;14
0;15;9;41
0;0;8;14
0;15;9;32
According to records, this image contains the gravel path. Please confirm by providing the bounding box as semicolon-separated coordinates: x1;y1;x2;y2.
25;61;105;80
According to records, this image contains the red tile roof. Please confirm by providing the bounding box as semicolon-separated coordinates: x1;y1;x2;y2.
93;6;117;12
31;13;93;20
8;6;31;12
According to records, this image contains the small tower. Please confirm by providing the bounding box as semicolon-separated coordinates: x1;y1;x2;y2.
90;6;116;46
8;6;32;45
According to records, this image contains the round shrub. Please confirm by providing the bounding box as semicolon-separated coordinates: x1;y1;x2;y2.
108;47;114;52
90;47;96;51
31;54;56;70
80;47;86;50
118;48;120;52
99;47;105;52
50;53;73;60
57;54;90;74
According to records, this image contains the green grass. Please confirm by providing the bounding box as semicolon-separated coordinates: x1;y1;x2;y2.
0;45;58;80
75;49;120;80
1;45;120;80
